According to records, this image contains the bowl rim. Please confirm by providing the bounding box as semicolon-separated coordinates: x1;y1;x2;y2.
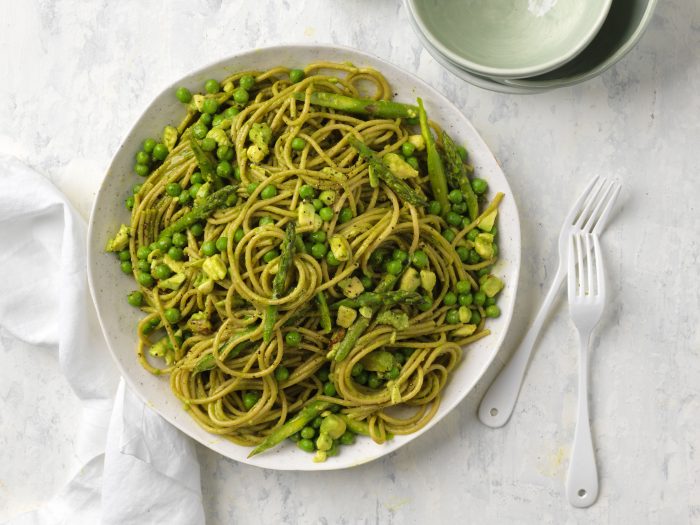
504;0;658;88
407;0;613;79
86;43;521;470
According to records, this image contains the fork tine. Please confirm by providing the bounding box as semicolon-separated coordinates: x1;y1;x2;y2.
591;182;621;235
592;233;605;299
576;233;585;297
584;233;594;296
574;178;610;229
564;175;601;225
582;181;615;232
568;233;576;303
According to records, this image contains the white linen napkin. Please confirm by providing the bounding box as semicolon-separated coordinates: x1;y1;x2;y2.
0;157;205;525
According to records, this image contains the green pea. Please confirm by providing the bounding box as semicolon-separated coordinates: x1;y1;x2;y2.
360;275;373;290
459;293;474;306
125;196;135;210
386;259;403;275
169;233;185;249
289;68;305;83
339;431;356;446
452;202;467;215
233;88;249;104
323;382;337;396
141;317;159;334
317;367;330;382
394;352;406;365
190;223;204;237
154;264;172;280
189;183;202;198
456;145;468;161
246;182;259;194
468;249;481;264
411;250;429;268
297;438;315;453
233;165;241;181
204;78;220;94
260;185;278;199
443;292;457;306
224;106;240;119
392;249;408;262
201;240;217;256
485;296;497;306
213;237;227;253
216;145;234;161
312;199;324;211
263;249;279;263
474;291;486;306
299;184;316;200
143;138;156;153
137;272;154;287
289;432;301;443
467;229;479;242
201;137;217;152
120;260;132;274
401;141;415;157
471;178;488;194
202;98;219;114
275;366;290;382
135;151;150;165
157;237;172;251
478;267;492;277
369;250;386;266
446;309;460;324
149;242;158;251
211;114;225;127
448;189;463;204
428;201;442;215
311;243;328;259
137;260;150;272
456;246;470;262
351;363;364;377
175;86;192;103
309;230;326;243
199;113;213;125
443;228;456;243
387;366;400;380
355;371;368;385
166;246;183;261
310;418;322;430
132;184;142;195
291;137;306;151
127;291;143;307
239;74;255;91
446;211;462;227
243;392;259;410
456;280;471;294
192;122;208;140
234;227;245;243
285;331;302;347
326;251;340;267
165;182;181;197
118;250;130;262
259;216;275;227
319;207;334;222
470;310;482;324
152;143;168;161
300;426;316;440
338;207;353;223
191;172;204;185
178;192;191;207
418;295;433;311
162;307;179;324
135;163;150;177
405;156;419;170
367;373;381;389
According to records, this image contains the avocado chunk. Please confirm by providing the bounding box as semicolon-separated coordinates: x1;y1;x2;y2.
475;233;495;259
339;277;364;299
420;270;436;293
105;224;130;252
399;267;421;292
376;310;409;330
157;272;186;291
383;152;419;179
360;350;395;372
478;209;498;232
202;254;227;281
336;305;357;328
481;275;504;297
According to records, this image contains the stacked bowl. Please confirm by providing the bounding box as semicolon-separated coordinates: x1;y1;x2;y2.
406;0;657;93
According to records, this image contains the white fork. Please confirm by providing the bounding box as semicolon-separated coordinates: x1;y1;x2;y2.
566;232;606;508
478;176;621;428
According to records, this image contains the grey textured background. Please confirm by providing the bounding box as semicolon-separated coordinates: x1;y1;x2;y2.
1;1;699;523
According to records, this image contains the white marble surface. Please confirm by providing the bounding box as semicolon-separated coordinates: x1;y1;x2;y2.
1;1;699;523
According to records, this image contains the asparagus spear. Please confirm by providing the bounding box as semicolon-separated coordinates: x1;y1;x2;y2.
316;291;332;334
248;400;332;457
347;137;427;207
292;91;418;119
263;222;297;344
332;290;423;310
334;274;399;362
189;134;216;182
159;185;237;239
441;130;478;221
417;98;449;213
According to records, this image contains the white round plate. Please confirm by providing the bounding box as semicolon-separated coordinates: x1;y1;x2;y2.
87;44;521;471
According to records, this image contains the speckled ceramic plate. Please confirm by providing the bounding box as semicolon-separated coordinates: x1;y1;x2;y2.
87;44;521;471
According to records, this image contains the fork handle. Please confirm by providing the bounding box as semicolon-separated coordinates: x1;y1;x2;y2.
478;264;566;428
566;330;599;508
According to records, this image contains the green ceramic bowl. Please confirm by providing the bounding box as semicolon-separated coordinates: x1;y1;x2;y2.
504;0;657;88
409;0;612;79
